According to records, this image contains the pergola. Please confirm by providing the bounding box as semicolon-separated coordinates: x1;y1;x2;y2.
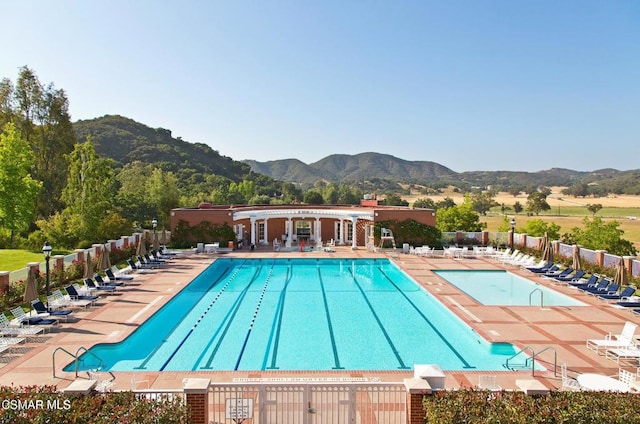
232;208;375;249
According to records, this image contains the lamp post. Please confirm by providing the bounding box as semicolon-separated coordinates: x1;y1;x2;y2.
152;218;158;250
510;218;516;250
42;241;52;301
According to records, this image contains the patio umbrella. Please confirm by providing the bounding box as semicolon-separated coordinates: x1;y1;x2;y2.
103;244;112;269
23;267;38;303
153;231;160;252
160;230;167;245
541;233;554;263
98;245;110;271
84;252;94;279
572;249;582;271
136;239;147;257
614;258;628;285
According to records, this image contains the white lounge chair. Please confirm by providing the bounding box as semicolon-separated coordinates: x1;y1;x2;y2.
561;363;582;391
586;322;637;353
477;375;502;391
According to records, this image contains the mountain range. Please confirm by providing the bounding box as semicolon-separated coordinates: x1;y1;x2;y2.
74;115;638;191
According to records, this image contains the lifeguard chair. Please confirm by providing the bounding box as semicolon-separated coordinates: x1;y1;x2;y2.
378;228;397;250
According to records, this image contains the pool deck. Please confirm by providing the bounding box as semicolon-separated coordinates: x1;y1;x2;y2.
1;246;637;392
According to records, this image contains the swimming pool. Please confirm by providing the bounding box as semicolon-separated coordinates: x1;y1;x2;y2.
434;270;586;306
72;258;522;372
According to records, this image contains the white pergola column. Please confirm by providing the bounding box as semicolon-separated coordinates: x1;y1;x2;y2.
315;217;321;243
339;219;345;245
262;218;269;245
286;218;293;247
250;216;257;246
351;216;358;249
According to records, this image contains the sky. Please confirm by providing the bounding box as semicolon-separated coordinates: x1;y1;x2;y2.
2;1;639;173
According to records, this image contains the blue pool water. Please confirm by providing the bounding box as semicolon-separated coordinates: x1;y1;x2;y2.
71;258;522;372
434;270;586;306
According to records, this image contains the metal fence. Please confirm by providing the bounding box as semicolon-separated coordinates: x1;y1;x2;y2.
208;381;406;424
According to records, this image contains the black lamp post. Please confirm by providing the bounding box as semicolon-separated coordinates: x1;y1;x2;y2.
42;241;52;302
510;218;516;250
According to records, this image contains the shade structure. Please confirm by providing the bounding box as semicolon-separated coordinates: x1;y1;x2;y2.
614;258;628;285
98;245;110;270
152;231;160;252
136;239;147;257
572;249;582;271
84;252;94;279
541;233;554;263
23;267;39;303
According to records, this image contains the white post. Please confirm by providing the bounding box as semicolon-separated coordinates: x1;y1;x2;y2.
263;218;269;245
286;218;293;247
351;216;358;249
250;216;256;246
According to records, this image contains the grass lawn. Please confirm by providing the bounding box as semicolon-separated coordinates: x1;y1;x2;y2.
0;249;68;272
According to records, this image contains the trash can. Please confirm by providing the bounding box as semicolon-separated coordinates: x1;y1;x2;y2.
228;241;234;249
403;243;410;254
196;243;204;253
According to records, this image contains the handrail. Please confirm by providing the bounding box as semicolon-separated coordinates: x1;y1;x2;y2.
526;346;557;377
506;345;558;377
52;347;77;378
52;346;114;383
529;288;544;307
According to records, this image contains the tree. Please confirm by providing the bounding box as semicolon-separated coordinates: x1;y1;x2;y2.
303;190;324;204
586;203;603;216
147;168;181;227
526;192;551;215
436;195;485;232
470;192;497;216
508;186;522;197
413;198;437;209
563;217;636;256
60;139;116;244
384;193;408;206
0;123;42;246
513;201;523;214
521;219;561;240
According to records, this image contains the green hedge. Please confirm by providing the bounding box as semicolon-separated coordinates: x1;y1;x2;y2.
171;220;236;248
0;385;190;423
374;219;442;248
423;390;640;423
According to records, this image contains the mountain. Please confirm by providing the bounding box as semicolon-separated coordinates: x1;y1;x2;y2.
73;115;250;181
245;152;459;186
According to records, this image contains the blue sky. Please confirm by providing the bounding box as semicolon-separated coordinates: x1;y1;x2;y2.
2;1;638;172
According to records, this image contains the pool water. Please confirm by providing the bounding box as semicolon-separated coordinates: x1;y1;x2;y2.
434;270;586;306
71;258;522;372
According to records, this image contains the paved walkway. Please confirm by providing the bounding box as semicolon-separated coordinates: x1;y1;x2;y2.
0;246;635;392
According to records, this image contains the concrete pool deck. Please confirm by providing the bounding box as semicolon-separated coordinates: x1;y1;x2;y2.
0;246;636;392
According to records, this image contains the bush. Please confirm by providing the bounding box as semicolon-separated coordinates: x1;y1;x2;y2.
0;385;190;423
423;389;640;423
374;219;442;248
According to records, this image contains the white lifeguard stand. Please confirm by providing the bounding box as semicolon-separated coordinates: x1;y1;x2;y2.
378;228;397;250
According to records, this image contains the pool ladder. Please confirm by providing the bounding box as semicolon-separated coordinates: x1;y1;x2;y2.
529;288;544;307
505;345;557;377
52;346;114;383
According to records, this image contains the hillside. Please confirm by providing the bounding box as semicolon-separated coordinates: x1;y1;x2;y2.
73;115;250;182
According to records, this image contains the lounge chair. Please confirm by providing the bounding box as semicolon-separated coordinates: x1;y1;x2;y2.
94;273;124;286
84;278;117;293
0;314;44;337
577;279;611;294
586;321;637;353
561;363;582;391
10;306;58;330
605;346;640;364
543;267;573;279
598;286;637;301
555;270;586;282
64;286;100;304
568;274;598;287
30;299;73;322
526;261;554;273
105;268;134;281
586;283;619;296
127;258;153;271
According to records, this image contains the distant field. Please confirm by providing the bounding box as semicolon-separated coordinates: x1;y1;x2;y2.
0;250;46;272
402;187;640;250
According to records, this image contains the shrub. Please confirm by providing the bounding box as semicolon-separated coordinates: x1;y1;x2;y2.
0;385;190;423
374;219;442;248
423;389;640;423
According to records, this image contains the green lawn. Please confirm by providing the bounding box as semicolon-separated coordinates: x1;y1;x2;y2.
0;249;67;272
